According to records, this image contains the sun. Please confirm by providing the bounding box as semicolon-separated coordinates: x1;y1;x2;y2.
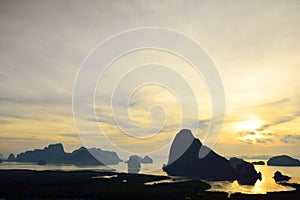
236;120;263;131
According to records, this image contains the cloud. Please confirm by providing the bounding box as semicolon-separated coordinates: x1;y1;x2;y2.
0;95;70;106
238;130;256;137
187;119;210;130
262;132;276;136
274;116;297;124
256;138;273;144
239;137;273;145
0;114;23;119
261;98;290;106
242;139;254;145
280;134;300;144
238;129;276;144
0;120;11;124
256;115;299;131
0;136;37;141
238;129;300;145
247;98;292;112
58;133;79;138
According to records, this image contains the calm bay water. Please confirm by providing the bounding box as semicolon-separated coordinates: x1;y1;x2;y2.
207;159;300;195
1;159;299;195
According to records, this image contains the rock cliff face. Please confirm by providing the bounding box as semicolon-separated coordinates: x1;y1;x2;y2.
163;129;236;181
267;155;300;166
163;129;262;185
14;144;122;165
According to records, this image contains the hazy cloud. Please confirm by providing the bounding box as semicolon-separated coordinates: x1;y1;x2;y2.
58;133;79;138
238;129;276;145
280;134;300;144
0;136;37;141
0;120;11;124
256;138;273;144
239;130;300;145
239;137;273;145
256;114;299;131
262;98;290;106
238;130;256;137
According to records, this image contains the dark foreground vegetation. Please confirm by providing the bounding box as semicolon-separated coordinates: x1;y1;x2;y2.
0;170;299;199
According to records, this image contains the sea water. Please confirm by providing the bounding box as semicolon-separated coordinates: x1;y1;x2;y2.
1;159;299;194
207;159;300;195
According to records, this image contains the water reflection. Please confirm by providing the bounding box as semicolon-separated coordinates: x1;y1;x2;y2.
208;160;299;195
92;175;118;179
144;177;189;185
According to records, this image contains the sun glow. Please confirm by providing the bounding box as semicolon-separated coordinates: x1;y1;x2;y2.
236;120;263;131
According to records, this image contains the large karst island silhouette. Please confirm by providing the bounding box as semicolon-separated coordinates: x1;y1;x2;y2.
163;129;262;185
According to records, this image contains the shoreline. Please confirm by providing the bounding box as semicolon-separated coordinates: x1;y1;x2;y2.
0;169;299;199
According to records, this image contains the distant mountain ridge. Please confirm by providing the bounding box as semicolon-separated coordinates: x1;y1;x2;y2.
11;143;122;165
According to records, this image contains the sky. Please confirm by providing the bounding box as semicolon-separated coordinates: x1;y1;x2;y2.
0;0;300;160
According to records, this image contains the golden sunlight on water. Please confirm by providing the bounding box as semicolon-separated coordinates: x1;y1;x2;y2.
208;160;299;195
